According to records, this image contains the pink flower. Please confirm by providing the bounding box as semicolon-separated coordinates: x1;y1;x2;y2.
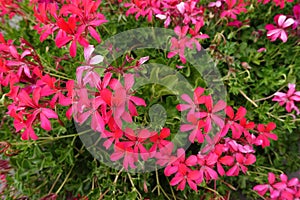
253;172;276;196
257;47;267;53
254;173;300;200
176;1;205;25
272;83;300;114
188;21;209;51
76;45;104;87
124;0;162;22
123;128;152;161
180;113;205;143
199;96;226;133
208;0;223;8
176;87;206;115
293;4;300;29
168;25;190;64
16;87;58;140
101;129;123;150
197;152;219;183
265;14;295;43
110;142;137;170
110;74;146;128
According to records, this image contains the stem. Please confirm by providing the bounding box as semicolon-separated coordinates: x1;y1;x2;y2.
47;72;71;80
247;170;268;176
98;188;110;200
266;112;285;122
199;185;225;200
168;178;176;200
239;89;258;107
254;85;286;102
219;179;237;191
48;173;62;194
257;166;284;174
158;185;171;200
127;173;142;199
155;167;161;196
38;129;91;141
113;168;124;185
55;165;74;194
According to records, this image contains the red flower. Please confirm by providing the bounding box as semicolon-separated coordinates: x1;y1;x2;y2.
110;142;136;170
256;122;278;148
221;106;246;139
123;128;152;161
34;0;107;57
13;87;58;140
149;128;171;156
220;0;247;20
199;96;226;133
164;148;197;176
226;153;256;176
170;168;201;191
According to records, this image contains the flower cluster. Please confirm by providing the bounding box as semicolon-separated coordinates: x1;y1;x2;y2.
0;0;299;197
272;83;300;115
258;0;294;9
160;87;278;191
254;172;300;200
124;0;208;64
33;0;107;57
0;34;73;140
0;0;23;22
209;0;248;27
71;46;279;190
72;45;152;169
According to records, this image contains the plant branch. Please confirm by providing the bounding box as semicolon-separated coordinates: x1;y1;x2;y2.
239;89;258;107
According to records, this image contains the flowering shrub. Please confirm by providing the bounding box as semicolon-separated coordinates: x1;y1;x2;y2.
0;0;299;199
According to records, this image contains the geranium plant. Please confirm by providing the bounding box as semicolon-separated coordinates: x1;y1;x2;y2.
0;0;299;199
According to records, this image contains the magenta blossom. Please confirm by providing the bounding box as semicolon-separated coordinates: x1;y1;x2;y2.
293;4;300;29
208;0;223;8
272;83;300;115
254;172;300;200
265;14;294;43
